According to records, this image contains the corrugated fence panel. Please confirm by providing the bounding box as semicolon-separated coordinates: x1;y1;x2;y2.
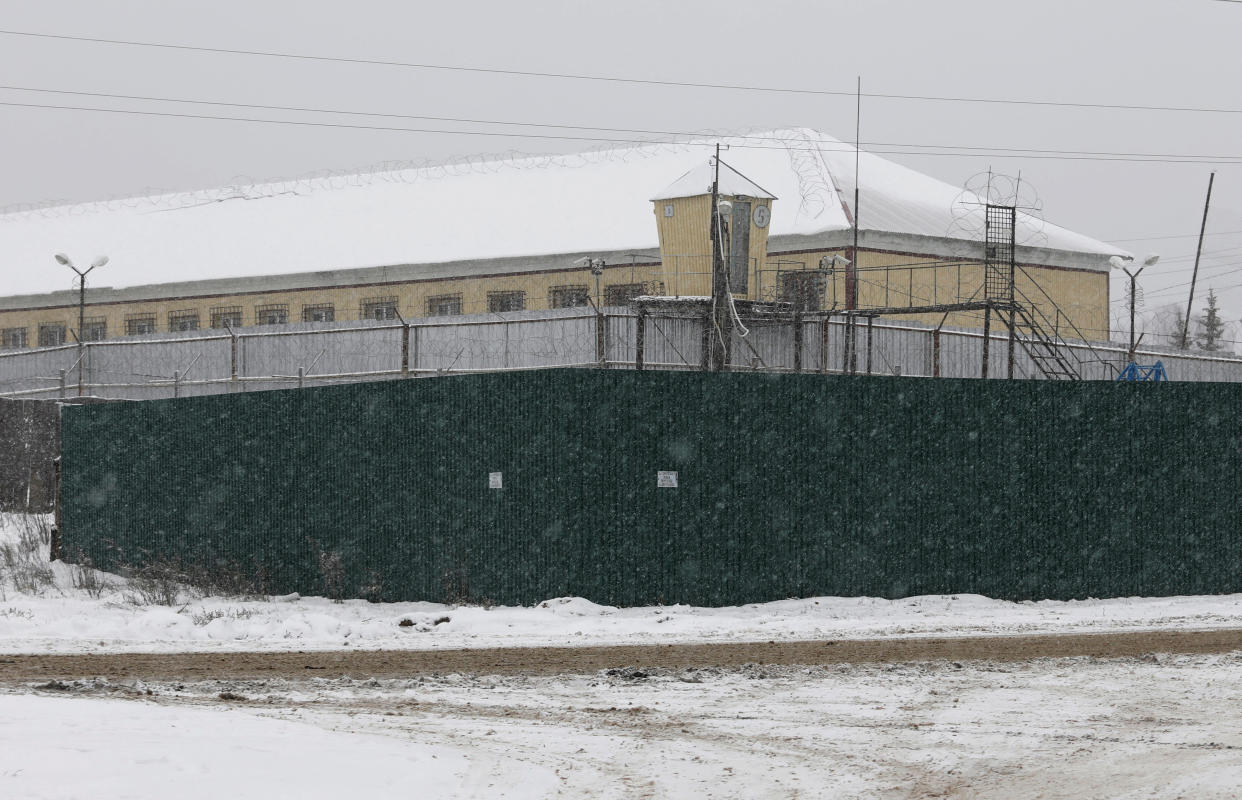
61;369;1242;606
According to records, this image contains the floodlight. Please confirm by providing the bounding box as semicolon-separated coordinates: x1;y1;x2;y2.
1142;253;1160;268
54;253;71;266
91;256;109;269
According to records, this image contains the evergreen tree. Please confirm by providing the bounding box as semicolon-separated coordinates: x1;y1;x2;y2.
1196;290;1225;351
1171;308;1191;349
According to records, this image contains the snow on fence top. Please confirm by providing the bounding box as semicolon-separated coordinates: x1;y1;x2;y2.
0;128;1128;298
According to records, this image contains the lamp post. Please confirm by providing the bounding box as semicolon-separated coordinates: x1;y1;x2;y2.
54;253;108;396
1111;253;1159;361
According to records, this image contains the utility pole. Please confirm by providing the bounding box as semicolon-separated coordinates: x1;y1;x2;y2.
709;143;733;371
54;253;108;397
1182;172;1215;348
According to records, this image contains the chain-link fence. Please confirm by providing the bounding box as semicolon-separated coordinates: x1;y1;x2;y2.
3;307;1241;400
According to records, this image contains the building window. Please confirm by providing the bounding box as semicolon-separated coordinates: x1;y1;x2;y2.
487;290;526;313
82;317;107;341
210;306;243;329
361;296;399;320
124;314;157;336
168;310;199;332
302;303;335;323
779;272;824;311
38;324;67;347
255;304;288;326
549;285;590;309
604;283;646;306
1;328;27;349
426;294;463;316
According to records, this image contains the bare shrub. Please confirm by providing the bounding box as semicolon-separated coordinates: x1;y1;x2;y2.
123;558;191;606
0;538;53;596
71;561;111;599
190;607;255;626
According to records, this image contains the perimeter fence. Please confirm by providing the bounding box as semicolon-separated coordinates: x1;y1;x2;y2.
61;369;1242;605
3;307;1242;400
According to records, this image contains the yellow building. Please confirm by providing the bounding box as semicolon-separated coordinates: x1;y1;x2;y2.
0;128;1127;351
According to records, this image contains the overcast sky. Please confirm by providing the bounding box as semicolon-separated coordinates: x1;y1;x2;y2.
2;0;1239;344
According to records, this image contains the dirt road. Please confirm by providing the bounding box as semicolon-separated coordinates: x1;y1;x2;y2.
3;627;1241;683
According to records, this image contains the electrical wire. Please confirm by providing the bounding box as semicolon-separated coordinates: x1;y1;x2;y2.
4;81;1240;164
4;28;1242;116
2;96;1239;166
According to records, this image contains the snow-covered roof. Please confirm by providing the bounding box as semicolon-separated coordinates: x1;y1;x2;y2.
0;128;1128;298
651;161;777;201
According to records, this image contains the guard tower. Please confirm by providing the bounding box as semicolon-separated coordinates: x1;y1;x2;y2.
650;161;775;299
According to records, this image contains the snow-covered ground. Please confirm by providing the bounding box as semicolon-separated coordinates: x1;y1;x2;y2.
8;654;1242;799
4;515;1242;655
5;513;1242;799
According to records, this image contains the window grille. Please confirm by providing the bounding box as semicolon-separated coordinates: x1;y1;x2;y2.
778;272;825;312
38;324;66;347
1;328;27;349
124;315;157;336
604;283;645;306
210;306;243;329
302;303;335;323
487;290;526;313
548;285;590;309
426;294;463;316
168;310;199;332
82;317;108;341
361;297;399;320
254;304;289;326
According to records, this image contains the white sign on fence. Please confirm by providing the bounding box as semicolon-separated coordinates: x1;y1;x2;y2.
657;470;678;488
488;471;503;489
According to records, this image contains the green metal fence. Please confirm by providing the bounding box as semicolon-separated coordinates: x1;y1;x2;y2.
60;369;1242;605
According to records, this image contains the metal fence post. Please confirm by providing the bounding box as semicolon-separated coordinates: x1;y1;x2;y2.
595;309;605;367
635;311;646;371
793;310;803;373
173;370;180;398
58;369;66;399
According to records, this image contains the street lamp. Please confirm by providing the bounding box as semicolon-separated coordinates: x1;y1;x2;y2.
1110;253;1159;360
54;253;108;396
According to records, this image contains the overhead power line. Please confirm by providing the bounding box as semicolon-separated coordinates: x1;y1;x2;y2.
2;83;1240;164
2;96;1240;166
4;28;1242;115
1110;228;1242;243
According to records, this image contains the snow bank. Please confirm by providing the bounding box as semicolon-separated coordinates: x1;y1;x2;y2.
2;514;1242;655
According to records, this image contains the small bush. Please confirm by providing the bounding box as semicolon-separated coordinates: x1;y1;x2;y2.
69;556;112;599
123;559;191;606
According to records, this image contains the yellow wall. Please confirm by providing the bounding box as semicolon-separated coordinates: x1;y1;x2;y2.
0;262;666;347
653;194;772;298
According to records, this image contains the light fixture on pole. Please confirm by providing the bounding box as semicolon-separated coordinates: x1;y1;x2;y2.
54;253;108;396
1110;253;1159;360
